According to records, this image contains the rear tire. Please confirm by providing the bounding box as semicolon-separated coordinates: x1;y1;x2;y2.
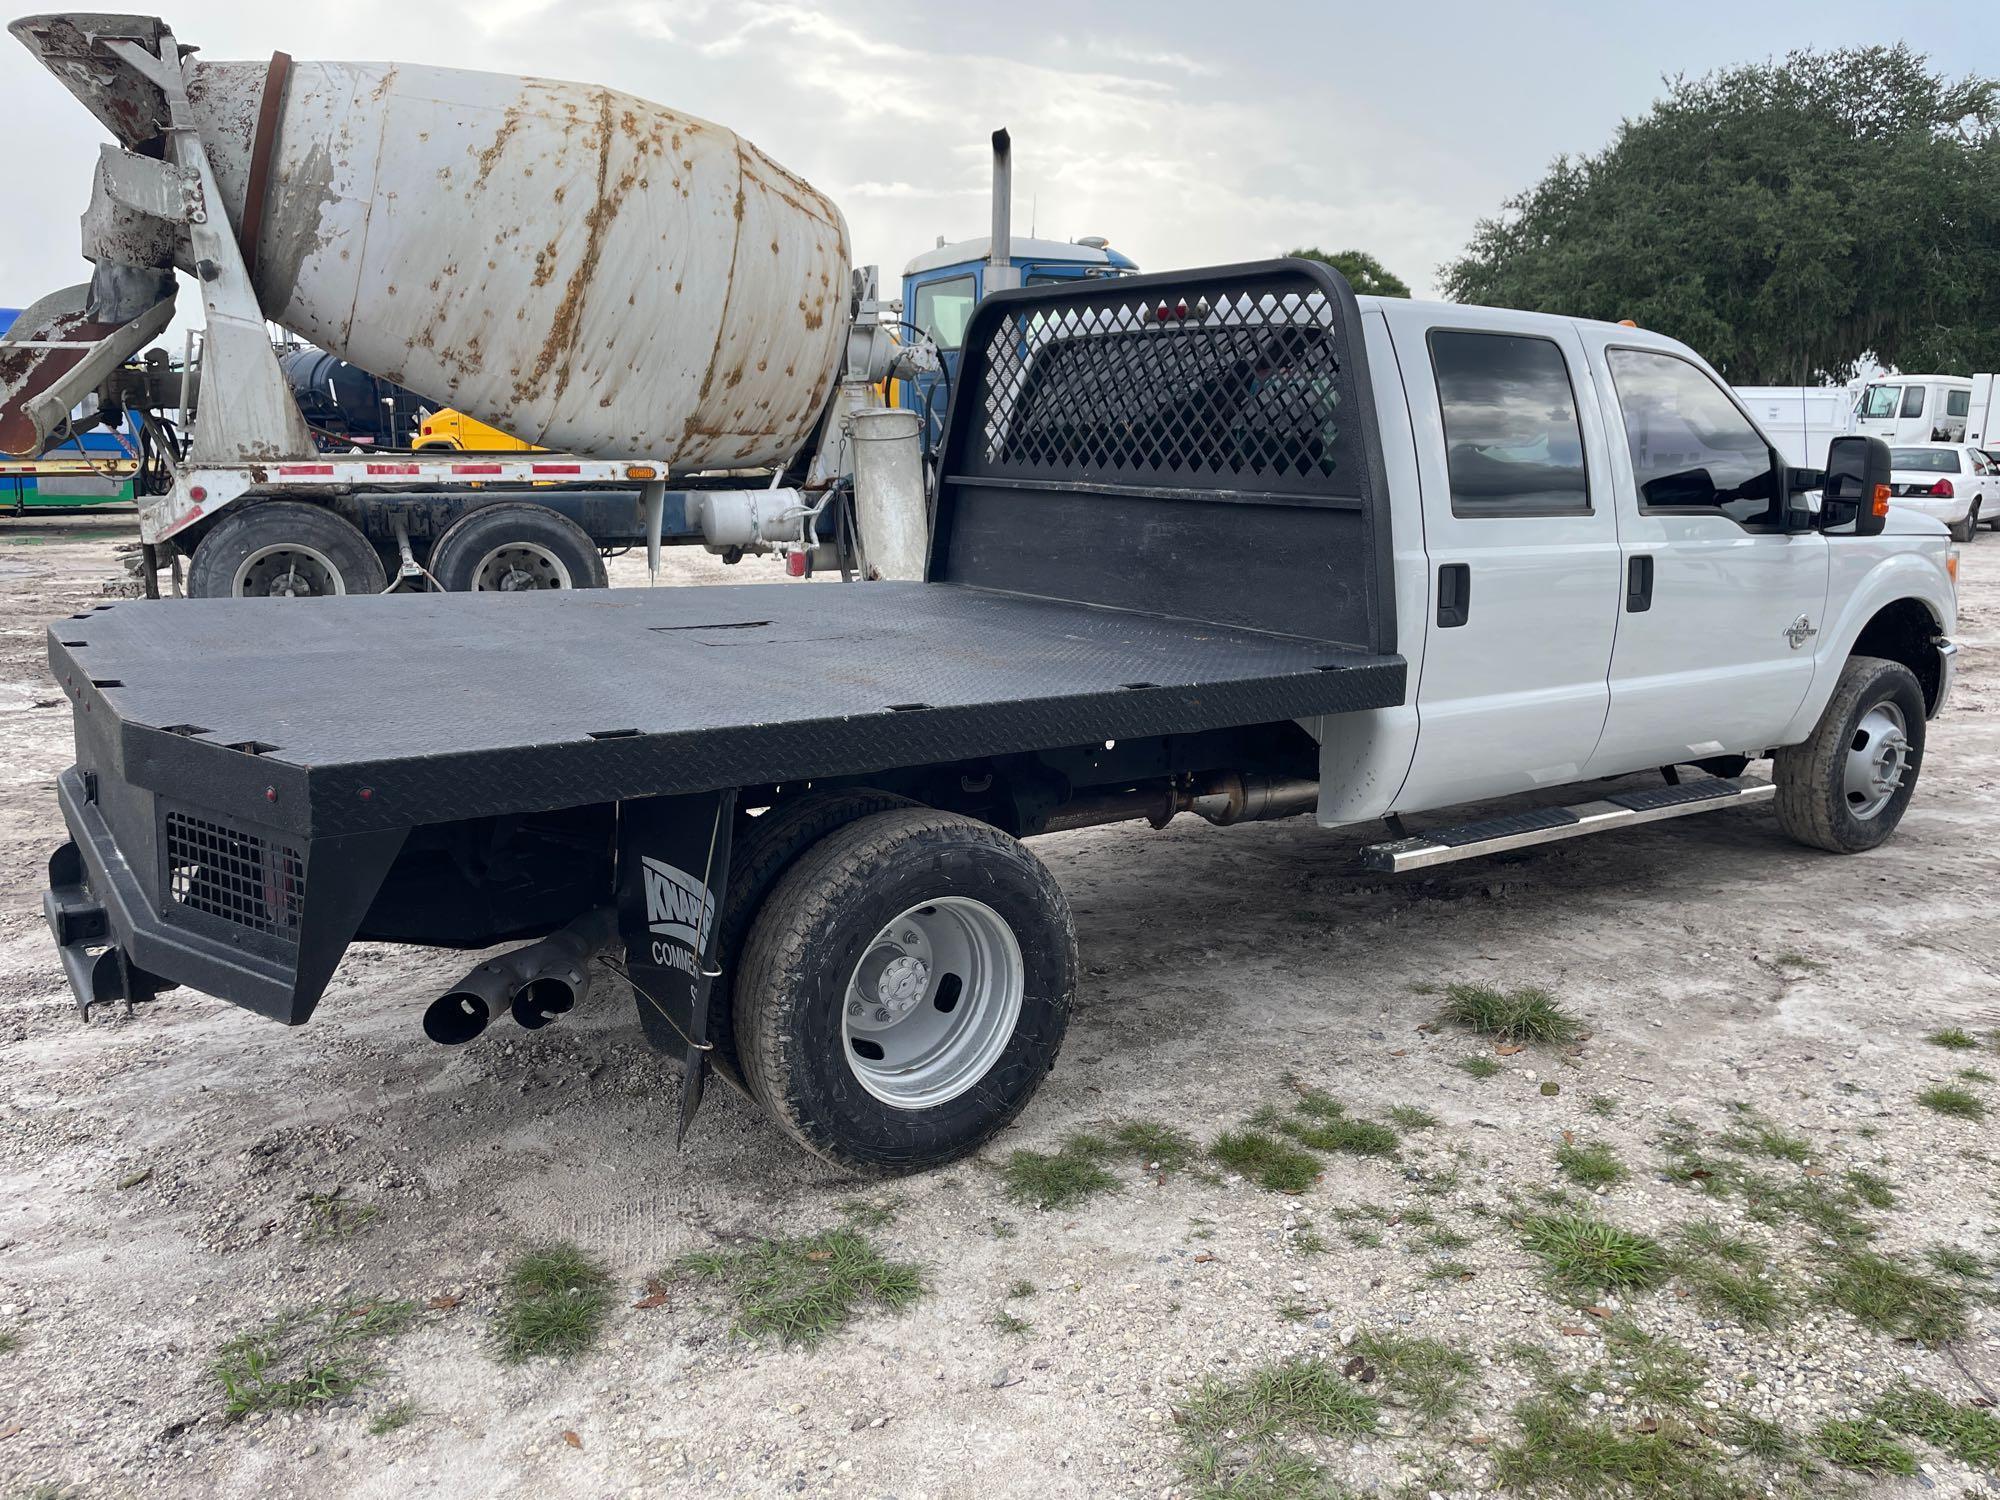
1951;502;1979;543
186;501;388;599
428;502;607;591
734;808;1076;1174
1774;654;1924;854
704;787;916;1090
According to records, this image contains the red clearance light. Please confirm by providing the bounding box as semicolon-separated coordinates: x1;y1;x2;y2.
188;484;206;502
1930;478;1955;497
786;550;808;577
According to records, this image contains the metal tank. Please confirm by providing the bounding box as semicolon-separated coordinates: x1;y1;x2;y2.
11;14;852;469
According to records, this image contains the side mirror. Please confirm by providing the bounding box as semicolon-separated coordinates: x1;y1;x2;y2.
1819;434;1891;536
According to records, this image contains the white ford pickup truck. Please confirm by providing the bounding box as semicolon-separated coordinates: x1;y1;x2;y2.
45;261;1957;1173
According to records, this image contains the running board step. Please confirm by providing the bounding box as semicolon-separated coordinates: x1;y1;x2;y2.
1360;777;1776;873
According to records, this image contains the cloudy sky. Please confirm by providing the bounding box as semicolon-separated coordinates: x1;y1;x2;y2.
1;0;1992;326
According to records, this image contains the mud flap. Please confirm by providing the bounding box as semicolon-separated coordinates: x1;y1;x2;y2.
616;790;737;1145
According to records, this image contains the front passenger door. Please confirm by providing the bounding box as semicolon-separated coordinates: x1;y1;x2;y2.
1584;346;1828;777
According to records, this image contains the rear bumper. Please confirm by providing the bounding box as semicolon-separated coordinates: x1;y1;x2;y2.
43;764;406;1024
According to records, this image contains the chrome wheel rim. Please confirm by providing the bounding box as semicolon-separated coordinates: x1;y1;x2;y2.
1844;700;1910;820
233;542;344;598
471;541;572;590
840;897;1023;1110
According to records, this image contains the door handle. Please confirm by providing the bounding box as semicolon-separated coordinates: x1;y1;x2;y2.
1626;554;1654;613
1436;563;1470;628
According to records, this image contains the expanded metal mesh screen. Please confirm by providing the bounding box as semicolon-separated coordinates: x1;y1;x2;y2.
164;812;305;937
964;283;1355;493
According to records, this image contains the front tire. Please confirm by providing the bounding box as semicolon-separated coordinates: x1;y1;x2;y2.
427;502;607;591
1774;655;1924;853
186;501;388;599
1951;502;1979;543
734;808;1076;1174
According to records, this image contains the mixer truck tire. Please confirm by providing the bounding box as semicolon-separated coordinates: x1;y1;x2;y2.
185;501;389;599
733;809;1076;1174
427;503;608;592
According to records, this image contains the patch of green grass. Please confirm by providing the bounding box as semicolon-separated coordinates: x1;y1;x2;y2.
1773;951;1827;973
1351;1331;1475;1428
1415;1164;1463;1197
1925;1245;1987;1279
1006;1278;1034;1299
496;1243;612;1364
1602;1324;1707;1416
1813;1417;1915;1475
1927;1027;1980;1050
1917;1084;1986;1120
300;1187;380;1243
1494;1398;1741;1497
1959;1066;1997;1084
1870;1381;2000;1467
1454;1055;1502;1080
1292;1227;1329;1255
991;1309;1033;1336
1518;1213;1667;1297
1716;1118;1811;1164
1554;1138;1627;1189
1283;1115;1400;1159
1179;1355;1379;1496
1386;1105;1439;1131
1843;1168;1896;1210
1112;1119;1200;1173
1211;1129;1321;1194
1720;1411;1795;1464
999;1133;1120;1209
1289;1085;1347;1121
677;1228;923;1348
0;1329;19;1356
1424;1261;1474;1282
1415;1224;1474;1253
1669;1223;1785;1328
1586;1094;1618;1117
837;1194;904;1229
367;1400;420;1436
1819;1248;1968;1345
1440;982;1581;1044
211;1298;417;1419
1344;1226;1385;1249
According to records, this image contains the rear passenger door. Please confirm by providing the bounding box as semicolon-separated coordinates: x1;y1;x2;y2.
1387;309;1623;811
1582;344;1827;776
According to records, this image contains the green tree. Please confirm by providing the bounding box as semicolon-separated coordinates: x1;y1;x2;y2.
1439;46;2000;383
1286;247;1412;298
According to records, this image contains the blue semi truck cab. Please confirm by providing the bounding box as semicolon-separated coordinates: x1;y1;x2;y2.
898;235;1138;437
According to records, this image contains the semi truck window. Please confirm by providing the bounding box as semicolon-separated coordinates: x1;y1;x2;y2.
914;275;977;351
1900;386;1926;419
1606;349;1779;527
1427;330;1589;516
1859;385;1900;420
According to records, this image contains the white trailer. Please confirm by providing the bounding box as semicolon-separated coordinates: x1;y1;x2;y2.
1732;384;1858;469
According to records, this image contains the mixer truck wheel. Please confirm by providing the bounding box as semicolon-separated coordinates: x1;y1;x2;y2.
186;502;389;599
427;503;608;591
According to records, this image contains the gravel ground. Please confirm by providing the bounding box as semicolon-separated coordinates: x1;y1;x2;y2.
0;514;1996;1499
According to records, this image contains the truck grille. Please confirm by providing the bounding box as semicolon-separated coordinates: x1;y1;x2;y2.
164;813;306;936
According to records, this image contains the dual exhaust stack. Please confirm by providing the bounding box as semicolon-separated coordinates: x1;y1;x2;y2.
421;907;618;1046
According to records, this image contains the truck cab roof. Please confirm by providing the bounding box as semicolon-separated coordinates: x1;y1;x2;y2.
903;235;1138;278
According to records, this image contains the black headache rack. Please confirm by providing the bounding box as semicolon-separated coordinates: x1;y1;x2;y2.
42;260;1405;1026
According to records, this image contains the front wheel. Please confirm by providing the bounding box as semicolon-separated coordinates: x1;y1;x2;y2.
1951;502;1980;543
1773;654;1925;853
734;808;1077;1174
186;501;388;599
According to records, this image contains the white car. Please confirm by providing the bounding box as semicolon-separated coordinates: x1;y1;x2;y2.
1889;443;2000;542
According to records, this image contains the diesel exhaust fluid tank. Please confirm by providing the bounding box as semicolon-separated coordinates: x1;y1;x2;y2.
11;14;852;468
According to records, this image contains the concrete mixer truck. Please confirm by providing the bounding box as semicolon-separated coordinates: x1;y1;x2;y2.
0;13;1132;595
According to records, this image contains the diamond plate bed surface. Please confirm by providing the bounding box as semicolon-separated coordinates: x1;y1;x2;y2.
50;582;1405;833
